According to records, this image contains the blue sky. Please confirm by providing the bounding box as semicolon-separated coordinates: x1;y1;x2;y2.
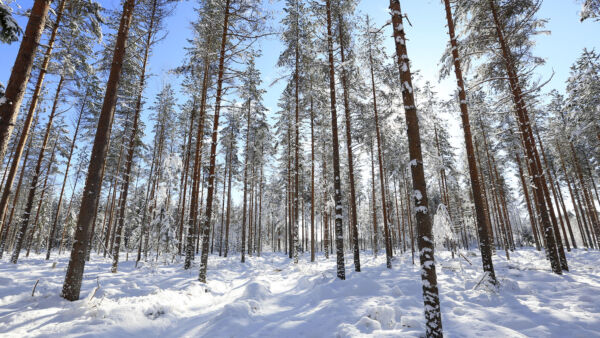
1;0;599;154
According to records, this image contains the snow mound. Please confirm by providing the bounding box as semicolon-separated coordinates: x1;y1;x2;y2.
144;302;169;319
242;281;271;300
218;299;260;320
366;305;397;329
400;316;422;329
338;316;382;336
336;305;398;336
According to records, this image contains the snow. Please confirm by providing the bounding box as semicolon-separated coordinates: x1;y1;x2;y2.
433;204;456;248
413;189;422;201
1;249;600;337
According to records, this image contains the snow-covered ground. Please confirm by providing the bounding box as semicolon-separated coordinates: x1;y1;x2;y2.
1;248;599;337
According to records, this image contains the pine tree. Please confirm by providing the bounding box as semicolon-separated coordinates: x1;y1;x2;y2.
0;0;57;163
441;0;497;284
0;0;67;246
389;1;443;335
0;0;22;44
111;0;172;273
10;0;103;263
360;14;393;268
579;0;600;21
196;0;266;282
61;0;136;301
453;0;565;274
336;0;360;272
325;0;345;280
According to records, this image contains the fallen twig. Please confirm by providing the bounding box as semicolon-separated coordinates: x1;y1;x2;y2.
459;252;473;266
90;277;100;300
32;279;40;297
473;271;490;290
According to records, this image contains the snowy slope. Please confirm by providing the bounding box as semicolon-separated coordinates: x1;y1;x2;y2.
1;249;599;337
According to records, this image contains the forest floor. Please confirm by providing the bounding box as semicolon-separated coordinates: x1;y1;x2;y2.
0;247;599;337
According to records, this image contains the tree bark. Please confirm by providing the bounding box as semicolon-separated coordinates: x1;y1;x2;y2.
198;0;231;283
46;84;87;260
0;0;67;248
218;152;228;256
26;138;57;257
292;1;301;264
224;125;233;258
442;0;497;283
61;0;136;301
0;0;58;162
390;1;443;335
241;98;251;263
322;148;329;259
366;16;392;268
370;139;378;256
184;57;210;269
0;115;38;257
310;94;315;262
536;130;572;251
112;0;158;273
58;154;84;255
178;97;196;256
11;75;63;263
338;12;360;272
488;0;562;274
325;0;345;280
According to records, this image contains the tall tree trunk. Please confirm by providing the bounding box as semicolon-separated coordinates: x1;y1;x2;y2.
112;0;158;273
11;75;63;264
292;2;301;264
310;95;315;262
46;85;87;260
475;142;496;250
0;0;60;162
61;0;136;301
26;138;57;257
515;150;541;250
390;1;443;335
248;162;255;256
569;142;600;247
58;155;84;255
325;0;345;280
403;169;415;264
0;129;20;189
479;119;510;259
322;148;329;259
526;134;568;269
338;12;360;272
184;57;210;269
287;125;293;259
258;162;264;256
224;129;233;258
198;0;231;283
488;0;562;274
241;99;251;263
0;115;37;256
370;139;378;256
366;16;392;268
105;139;127;257
442;0;497;282
536;130;571;251
137;133;163;263
178;98;196;255
555;175;577;248
218;153;228;256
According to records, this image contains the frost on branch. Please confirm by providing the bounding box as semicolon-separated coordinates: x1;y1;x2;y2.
0;2;22;44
